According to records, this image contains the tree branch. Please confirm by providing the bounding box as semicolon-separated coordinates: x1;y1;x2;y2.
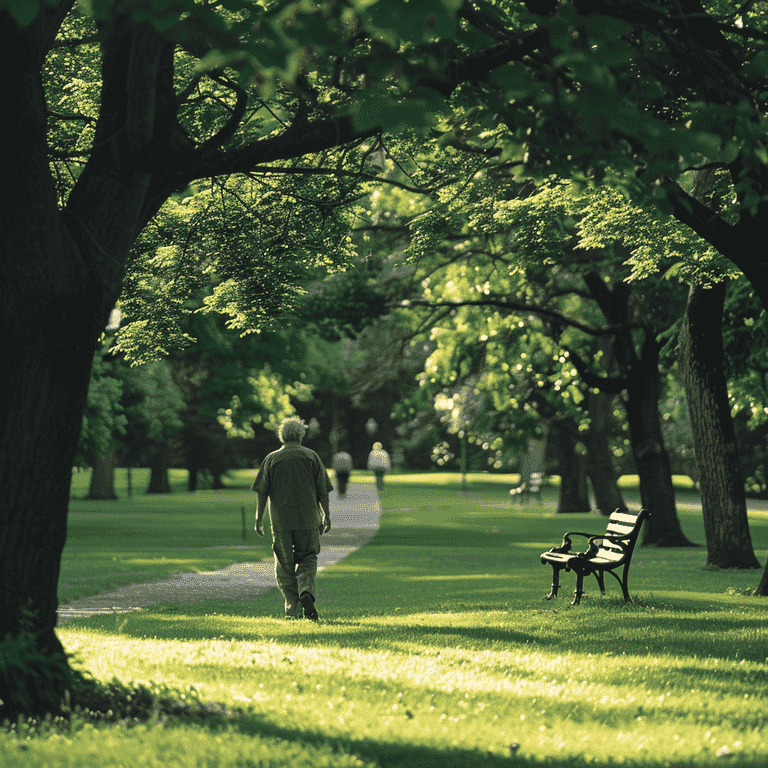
196;73;248;154
403;297;632;337
565;346;627;396
185;114;380;180
242;164;441;195
663;179;739;262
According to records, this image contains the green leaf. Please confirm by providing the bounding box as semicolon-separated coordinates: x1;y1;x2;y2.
351;88;442;132
662;262;683;281
3;0;42;25
745;50;768;80
566;385;583;405
362;0;460;42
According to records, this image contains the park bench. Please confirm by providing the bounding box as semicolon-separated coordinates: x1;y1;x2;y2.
540;507;650;605
510;472;543;504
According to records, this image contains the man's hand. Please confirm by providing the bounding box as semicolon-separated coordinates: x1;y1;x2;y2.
255;520;265;537
319;515;331;535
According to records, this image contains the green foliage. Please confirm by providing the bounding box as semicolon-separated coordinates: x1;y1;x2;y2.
32;0;768;371
298;268;391;342
220;365;310;437
0;618;76;719
120;360;185;463
76;350;127;466
574;186;737;285
38;0;768;372
115;170;364;364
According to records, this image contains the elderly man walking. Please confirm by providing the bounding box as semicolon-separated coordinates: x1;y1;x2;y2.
253;417;333;620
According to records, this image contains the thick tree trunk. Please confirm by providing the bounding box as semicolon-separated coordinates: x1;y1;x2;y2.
585;389;625;515
1;313;99;652
187;466;200;492
757;562;768;597
147;444;173;493
678;282;760;569
581;274;691;544
552;418;591;513
626;335;695;547
88;453;119;500
0;12;103;665
0;11;170;714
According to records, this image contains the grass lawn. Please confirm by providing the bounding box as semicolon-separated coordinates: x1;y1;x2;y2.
61;469;273;602
4;473;768;766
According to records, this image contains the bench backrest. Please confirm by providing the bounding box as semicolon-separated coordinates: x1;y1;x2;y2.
594;508;648;562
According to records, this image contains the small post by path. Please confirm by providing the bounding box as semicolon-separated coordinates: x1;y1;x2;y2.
241;506;246;541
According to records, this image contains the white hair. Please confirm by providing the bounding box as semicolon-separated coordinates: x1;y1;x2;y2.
279;417;307;444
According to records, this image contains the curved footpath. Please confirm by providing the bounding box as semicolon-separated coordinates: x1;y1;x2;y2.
57;483;382;625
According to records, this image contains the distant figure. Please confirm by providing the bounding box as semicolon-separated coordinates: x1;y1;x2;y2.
332;451;353;499
252;417;333;620
367;441;391;491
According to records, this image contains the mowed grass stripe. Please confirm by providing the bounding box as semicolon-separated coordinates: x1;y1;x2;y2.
44;477;768;767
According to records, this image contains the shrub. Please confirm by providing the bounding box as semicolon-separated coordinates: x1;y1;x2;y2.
0;629;76;719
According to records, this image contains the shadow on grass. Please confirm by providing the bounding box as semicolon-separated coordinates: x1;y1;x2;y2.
69;597;768;664
156;707;763;768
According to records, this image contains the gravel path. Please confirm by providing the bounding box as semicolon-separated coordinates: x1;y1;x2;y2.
57;483;381;625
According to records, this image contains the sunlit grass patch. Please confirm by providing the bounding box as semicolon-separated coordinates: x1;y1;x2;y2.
46;477;768;766
60;603;768;766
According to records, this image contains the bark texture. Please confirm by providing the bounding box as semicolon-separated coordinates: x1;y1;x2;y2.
678;283;760;569
625;335;693;547
147;446;173;493
584;388;625;516
552;418;591;513
580;274;693;546
88;453;119;500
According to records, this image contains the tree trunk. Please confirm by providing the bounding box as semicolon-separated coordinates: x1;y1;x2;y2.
678;282;760;568
757;561;768;597
552;418;591;513
0;12;105;670
187;466;200;492
585;388;625;515
87;453;119;500
147;445;173;493
626;335;695;546
581;273;691;544
0;11;169;712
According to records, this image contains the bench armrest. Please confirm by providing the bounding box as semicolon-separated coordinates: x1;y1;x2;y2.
546;531;594;555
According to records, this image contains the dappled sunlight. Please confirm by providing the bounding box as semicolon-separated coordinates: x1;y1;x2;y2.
61;607;768;765
54;480;768;766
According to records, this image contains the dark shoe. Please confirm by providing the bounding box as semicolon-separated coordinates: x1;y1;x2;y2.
300;592;318;621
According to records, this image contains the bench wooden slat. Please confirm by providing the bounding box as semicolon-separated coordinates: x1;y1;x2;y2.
609;511;640;525
594;551;623;562
605;524;635;535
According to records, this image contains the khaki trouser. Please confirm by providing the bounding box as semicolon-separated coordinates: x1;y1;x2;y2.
272;527;320;617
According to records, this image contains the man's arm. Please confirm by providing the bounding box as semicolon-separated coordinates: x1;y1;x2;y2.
319;492;331;533
255;492;268;537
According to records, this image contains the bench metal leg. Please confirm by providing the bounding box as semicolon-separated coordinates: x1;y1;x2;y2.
572;572;585;605
602;567;632;602
594;571;606;596
620;565;631;602
545;566;562;600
